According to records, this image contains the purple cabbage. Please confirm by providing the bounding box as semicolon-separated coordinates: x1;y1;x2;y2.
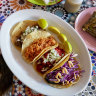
45;53;83;84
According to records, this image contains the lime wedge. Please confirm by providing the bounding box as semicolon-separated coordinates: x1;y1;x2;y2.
48;26;60;34
37;19;48;29
64;41;72;53
58;33;67;42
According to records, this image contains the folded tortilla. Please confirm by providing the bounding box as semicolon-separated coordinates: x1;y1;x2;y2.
33;47;70;76
10;20;38;51
43;54;70;76
22;30;58;64
47;77;80;88
32;37;71;75
43;54;81;88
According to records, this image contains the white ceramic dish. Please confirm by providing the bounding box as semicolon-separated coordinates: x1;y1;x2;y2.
0;9;92;96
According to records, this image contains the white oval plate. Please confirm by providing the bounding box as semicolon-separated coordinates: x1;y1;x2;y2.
0;9;92;96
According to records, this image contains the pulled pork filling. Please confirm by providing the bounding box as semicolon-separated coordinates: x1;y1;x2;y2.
45;54;82;85
24;36;57;62
36;47;65;74
15;25;39;47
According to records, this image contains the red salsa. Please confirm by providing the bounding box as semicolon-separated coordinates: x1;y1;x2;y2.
36;47;65;74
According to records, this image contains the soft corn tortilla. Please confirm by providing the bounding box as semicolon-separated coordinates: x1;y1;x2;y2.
43;54;80;88
43;53;70;77
33;51;70;76
10;20;38;51
47;77;80;88
22;30;58;64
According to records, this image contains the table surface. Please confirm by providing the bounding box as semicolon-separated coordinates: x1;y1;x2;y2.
0;0;96;96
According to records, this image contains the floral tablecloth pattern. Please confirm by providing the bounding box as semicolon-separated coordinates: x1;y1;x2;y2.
0;0;96;96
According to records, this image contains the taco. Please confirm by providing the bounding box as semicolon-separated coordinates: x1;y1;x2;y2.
33;42;70;76
43;53;81;88
10;20;39;51
22;30;58;63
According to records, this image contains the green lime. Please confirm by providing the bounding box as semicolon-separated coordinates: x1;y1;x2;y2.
58;33;67;42
64;41;72;53
48;26;60;34
37;19;48;29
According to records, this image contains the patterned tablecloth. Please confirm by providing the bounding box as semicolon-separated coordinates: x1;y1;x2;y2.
0;0;96;96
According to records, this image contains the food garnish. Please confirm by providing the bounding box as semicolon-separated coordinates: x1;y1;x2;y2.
58;33;67;42
48;26;60;34
45;53;82;87
38;19;48;29
36;47;65;74
64;41;72;53
48;26;72;53
15;25;39;47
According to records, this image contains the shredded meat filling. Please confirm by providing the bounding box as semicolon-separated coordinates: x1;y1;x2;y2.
24;36;57;61
15;34;23;47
